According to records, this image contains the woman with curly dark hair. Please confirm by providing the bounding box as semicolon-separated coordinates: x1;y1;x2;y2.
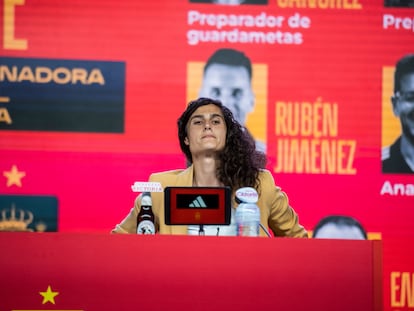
112;97;307;237
178;97;266;191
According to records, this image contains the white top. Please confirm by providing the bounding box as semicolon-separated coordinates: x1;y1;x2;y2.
187;208;237;236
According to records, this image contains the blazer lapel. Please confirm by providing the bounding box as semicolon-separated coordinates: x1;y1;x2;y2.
170;166;193;235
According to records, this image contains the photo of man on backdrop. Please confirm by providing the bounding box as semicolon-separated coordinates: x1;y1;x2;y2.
189;48;267;153
382;54;414;174
189;0;268;5
384;0;414;7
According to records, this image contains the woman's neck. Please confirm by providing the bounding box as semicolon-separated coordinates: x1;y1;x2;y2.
192;156;222;187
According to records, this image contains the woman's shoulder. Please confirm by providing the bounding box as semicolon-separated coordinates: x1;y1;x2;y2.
148;166;194;188
149;166;193;184
258;168;274;180
150;168;187;179
258;169;280;191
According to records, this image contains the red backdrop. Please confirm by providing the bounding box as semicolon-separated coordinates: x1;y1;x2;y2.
0;1;413;310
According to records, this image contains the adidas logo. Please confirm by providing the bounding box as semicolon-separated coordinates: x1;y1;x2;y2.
189;196;207;208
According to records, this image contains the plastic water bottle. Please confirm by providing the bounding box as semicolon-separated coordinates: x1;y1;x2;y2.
235;187;260;237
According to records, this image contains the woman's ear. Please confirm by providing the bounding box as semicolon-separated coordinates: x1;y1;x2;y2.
184;137;189;145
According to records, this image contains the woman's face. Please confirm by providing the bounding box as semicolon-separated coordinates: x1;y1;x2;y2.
184;104;227;157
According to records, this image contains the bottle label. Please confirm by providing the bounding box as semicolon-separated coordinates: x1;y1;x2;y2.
137;220;155;235
235;203;260;237
237;224;259;237
235;187;258;203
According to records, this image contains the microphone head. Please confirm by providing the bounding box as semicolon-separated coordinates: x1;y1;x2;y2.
235;187;258;204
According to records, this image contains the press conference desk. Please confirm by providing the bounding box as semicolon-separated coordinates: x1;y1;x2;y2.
0;233;382;311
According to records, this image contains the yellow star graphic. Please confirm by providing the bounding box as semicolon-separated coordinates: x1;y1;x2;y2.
39;285;59;304
3;165;26;187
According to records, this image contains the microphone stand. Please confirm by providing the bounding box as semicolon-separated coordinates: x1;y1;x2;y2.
198;224;205;236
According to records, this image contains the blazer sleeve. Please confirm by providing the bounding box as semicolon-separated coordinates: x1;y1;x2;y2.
111;194;143;234
261;170;308;238
110;169;181;234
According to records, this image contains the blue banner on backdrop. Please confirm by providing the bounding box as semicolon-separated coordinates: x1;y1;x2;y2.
0;57;125;133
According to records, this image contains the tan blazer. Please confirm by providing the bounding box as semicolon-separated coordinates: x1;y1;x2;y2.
112;166;308;237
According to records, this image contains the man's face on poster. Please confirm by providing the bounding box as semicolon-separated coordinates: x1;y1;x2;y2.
199;63;255;125
393;72;414;141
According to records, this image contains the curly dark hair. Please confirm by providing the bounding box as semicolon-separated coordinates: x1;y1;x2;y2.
178;97;267;191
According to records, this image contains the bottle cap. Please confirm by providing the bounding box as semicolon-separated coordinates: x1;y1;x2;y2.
141;192;152;206
235;187;258;204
